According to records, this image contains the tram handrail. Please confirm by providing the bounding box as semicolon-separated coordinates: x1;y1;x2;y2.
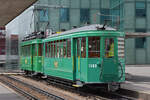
118;60;123;80
100;59;103;80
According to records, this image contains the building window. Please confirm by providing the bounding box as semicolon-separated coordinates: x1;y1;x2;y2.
100;9;110;24
60;8;69;22
136;2;146;17
39;9;49;22
135;29;146;48
80;9;90;23
135;38;146;48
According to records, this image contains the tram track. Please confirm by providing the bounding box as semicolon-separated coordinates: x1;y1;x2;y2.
0;75;64;100
46;77;136;100
1;74;137;100
0;77;38;100
21;75;137;100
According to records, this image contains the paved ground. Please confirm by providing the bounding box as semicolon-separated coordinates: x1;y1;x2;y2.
123;65;150;91
0;82;24;100
121;65;150;99
126;65;150;76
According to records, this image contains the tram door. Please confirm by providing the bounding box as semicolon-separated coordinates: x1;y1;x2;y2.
32;44;37;70
102;38;118;81
73;38;82;80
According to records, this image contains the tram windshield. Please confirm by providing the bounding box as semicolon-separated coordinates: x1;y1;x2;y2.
105;38;114;58
38;44;42;56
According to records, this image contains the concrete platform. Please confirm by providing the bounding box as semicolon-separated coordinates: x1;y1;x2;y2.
121;65;150;100
0;82;24;100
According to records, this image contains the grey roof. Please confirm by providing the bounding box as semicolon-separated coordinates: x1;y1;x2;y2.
47;24;116;38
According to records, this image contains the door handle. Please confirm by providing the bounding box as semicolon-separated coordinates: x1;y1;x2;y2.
97;62;101;67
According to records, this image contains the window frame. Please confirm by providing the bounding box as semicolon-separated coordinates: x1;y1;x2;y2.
88;36;100;58
80;8;90;23
135;1;146;17
60;8;70;22
39;9;49;22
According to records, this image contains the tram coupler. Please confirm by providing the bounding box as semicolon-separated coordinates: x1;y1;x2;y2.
108;82;120;92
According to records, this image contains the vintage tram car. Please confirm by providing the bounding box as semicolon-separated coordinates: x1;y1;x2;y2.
20;24;125;91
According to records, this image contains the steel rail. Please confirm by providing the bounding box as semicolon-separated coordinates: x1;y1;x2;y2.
109;92;136;100
21;74;136;100
0;77;39;100
5;75;64;100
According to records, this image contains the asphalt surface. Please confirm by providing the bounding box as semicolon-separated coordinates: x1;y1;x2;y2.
0;82;24;100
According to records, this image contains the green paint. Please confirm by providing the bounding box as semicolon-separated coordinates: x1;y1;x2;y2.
20;30;125;84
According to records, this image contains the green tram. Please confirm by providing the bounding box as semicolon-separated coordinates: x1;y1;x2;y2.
21;39;43;74
20;25;125;91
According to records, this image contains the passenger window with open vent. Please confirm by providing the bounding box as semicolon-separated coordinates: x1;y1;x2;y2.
88;37;100;58
118;38;125;58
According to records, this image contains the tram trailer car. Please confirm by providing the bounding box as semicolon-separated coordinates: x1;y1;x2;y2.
20;25;125;91
21;39;43;74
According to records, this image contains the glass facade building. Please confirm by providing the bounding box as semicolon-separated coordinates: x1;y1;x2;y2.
110;0;124;30
33;0;111;32
6;0;150;65
124;0;150;64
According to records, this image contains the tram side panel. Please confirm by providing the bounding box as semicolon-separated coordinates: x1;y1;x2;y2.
43;39;74;81
20;39;43;73
117;37;125;82
32;43;43;73
21;45;33;71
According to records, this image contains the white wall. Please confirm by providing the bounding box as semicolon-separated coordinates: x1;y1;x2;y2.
6;6;35;40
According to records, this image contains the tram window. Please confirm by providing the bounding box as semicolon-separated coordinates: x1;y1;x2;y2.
25;46;28;57
22;47;24;56
51;42;54;58
58;41;61;58
23;46;25;56
55;41;57;58
63;40;67;58
67;39;71;58
54;41;56;58
24;46;26;56
49;42;51;57
33;44;37;56
88;37;100;58
118;38;125;58
77;38;80;57
47;42;50;57
24;46;26;57
81;38;86;58
45;43;48;57
105;38;114;58
38;44;42;56
28;46;31;57
59;41;62;58
56;41;59;58
21;47;24;56
25;46;27;57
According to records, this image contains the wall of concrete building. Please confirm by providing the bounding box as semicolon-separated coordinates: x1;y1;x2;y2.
124;0;150;64
6;0;150;65
35;0;110;32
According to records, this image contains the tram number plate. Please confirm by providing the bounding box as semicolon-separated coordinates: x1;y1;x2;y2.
89;64;97;68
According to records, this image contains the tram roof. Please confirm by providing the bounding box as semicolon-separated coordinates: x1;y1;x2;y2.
21;39;42;46
44;24;124;41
